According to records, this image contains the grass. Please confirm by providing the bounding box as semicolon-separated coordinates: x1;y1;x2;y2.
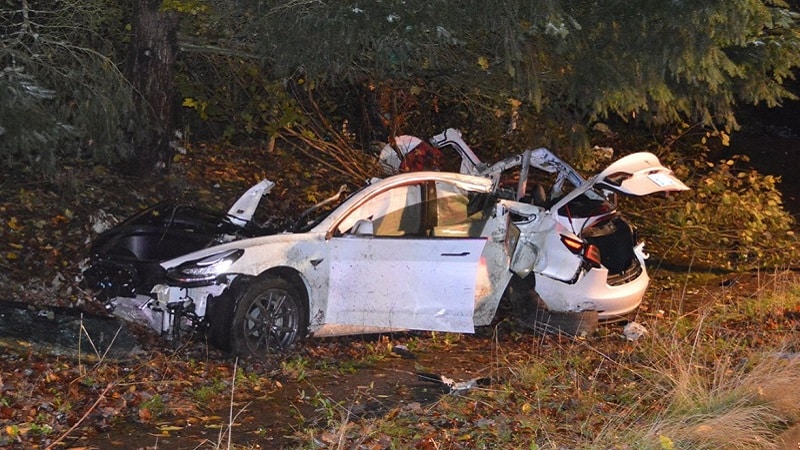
291;270;800;449
3;269;798;449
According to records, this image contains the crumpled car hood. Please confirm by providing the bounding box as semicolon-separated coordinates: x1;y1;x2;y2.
90;179;281;264
90;203;278;264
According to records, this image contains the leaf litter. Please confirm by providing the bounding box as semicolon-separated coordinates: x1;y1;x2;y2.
0;142;798;448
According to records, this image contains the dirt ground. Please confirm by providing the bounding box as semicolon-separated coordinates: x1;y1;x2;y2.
0;268;788;449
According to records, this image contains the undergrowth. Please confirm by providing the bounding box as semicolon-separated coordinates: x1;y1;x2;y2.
624;124;799;270
293;270;800;449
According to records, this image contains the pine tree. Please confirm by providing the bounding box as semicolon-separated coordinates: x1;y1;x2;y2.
249;0;800;137
0;0;135;171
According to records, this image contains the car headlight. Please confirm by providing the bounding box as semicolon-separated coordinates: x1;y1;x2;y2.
166;249;244;285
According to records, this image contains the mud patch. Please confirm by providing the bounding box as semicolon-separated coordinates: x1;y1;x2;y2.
0;300;142;361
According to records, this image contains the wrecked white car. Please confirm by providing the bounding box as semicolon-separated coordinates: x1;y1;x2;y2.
83;129;688;356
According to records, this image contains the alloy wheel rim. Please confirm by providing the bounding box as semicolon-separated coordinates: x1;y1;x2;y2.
243;288;298;353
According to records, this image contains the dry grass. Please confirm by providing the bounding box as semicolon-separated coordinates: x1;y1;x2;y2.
292;270;800;449
589;270;800;450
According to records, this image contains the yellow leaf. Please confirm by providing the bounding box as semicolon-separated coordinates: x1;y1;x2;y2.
477;56;490;70
5;252;17;260
7;217;23;231
199;415;223;421
521;402;532;413
721;131;730;146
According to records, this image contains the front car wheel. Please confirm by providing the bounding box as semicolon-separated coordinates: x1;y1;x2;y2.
231;277;308;357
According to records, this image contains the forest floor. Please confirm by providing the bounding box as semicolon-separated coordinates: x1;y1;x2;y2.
0;112;799;448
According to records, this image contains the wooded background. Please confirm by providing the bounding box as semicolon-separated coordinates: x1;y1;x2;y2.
2;0;798;175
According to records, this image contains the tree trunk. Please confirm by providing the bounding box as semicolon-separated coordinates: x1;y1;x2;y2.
128;0;178;176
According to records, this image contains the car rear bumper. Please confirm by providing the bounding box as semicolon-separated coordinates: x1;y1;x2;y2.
534;263;649;320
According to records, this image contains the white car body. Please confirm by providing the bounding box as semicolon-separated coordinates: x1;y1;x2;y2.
85;129;688;355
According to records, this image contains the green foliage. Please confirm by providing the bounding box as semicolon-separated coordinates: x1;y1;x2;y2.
161;0;209;15
139;393;166;419
177;57;305;142
0;67;75;168
244;0;800;151
190;379;227;403
564;0;800;131
667;155;794;268
0;0;135;172
282;356;310;382
623;124;798;269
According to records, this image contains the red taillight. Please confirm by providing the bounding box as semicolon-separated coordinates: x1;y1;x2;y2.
560;235;584;254
584;244;602;268
560;235;602;268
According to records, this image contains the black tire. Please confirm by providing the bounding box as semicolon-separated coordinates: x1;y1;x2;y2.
205;279;250;353
530;309;598;337
231;276;308;357
502;275;598;337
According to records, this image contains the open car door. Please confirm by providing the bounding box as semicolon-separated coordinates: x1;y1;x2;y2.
325;175;494;333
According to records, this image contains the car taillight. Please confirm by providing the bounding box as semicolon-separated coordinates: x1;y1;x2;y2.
560;235;602;268
584;244;602;268
560;235;584;253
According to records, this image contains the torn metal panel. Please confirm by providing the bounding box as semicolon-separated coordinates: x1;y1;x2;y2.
226;179;274;226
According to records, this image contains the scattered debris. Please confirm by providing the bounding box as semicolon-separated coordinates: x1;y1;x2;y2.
391;344;416;359
89;209;116;235
416;372;491;395
623;321;648;341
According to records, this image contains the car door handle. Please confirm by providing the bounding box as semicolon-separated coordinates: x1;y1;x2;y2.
441;252;470;257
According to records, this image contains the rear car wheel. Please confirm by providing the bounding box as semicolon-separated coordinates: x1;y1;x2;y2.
529;309;598;337
502;276;598;337
231;277;307;357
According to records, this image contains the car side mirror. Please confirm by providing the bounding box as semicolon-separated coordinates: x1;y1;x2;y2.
352;219;374;237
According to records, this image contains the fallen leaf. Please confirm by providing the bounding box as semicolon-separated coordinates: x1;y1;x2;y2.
7;217;23;231
138;407;152;423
